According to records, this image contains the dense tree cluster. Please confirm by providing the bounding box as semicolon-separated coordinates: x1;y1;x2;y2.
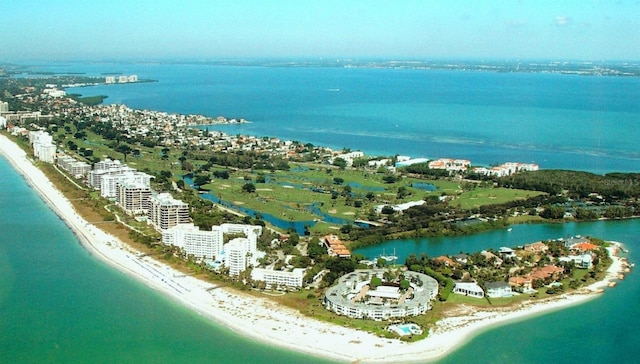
498;170;640;200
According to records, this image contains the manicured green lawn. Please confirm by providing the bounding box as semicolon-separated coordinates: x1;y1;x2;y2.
454;187;545;209
54;127;548;232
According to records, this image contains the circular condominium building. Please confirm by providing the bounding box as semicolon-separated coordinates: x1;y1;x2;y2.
324;269;438;321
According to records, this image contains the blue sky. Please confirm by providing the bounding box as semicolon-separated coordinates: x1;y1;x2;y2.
1;0;638;61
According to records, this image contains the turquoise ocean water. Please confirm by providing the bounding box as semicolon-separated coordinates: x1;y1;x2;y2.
0;156;325;364
2;62;639;363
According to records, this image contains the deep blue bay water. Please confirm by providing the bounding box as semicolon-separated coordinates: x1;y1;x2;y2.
2;61;639;363
57;61;640;174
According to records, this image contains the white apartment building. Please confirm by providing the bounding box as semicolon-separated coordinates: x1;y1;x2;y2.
473;162;540;178
332;151;364;167
219;223;262;252
225;237;253;276
57;154;91;178
428;158;471;172
105;76;116;84
30;130;56;163
162;223;263;267
162;223;224;261
251;268;306;289
100;171;153;198
42;88;66;98
88;159;135;190
147;192;190;231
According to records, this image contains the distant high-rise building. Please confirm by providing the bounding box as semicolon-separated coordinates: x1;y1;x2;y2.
0;100;9;113
105;76;116;84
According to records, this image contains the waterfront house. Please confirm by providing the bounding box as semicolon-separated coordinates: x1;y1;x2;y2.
485;281;513;298
509;276;533;292
322;235;351;258
433;256;457;267
453;282;485;298
481;250;503;268
529;265;565;283
559;254;593;269
524;241;549;254
499;247;516;258
572;242;598;253
453;253;470;264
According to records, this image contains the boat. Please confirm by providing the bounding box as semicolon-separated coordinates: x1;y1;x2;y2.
379;248;398;263
507;228;513;232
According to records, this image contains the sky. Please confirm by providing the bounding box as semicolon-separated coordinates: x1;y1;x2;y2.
1;0;639;61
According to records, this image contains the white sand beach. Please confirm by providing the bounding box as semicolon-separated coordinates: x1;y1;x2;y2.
0;134;628;363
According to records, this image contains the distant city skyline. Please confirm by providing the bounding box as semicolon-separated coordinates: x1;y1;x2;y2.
2;0;639;61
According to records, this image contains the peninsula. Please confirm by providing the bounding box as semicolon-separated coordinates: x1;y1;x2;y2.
0;133;630;363
0;66;636;362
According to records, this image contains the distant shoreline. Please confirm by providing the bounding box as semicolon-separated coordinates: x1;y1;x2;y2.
0;133;629;363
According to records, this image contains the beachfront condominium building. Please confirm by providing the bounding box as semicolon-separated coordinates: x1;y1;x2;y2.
219;223;262;252
147;192;190;231
161;222;262;264
100;171;153;199
88;159;134;190
225;237;253;276
29;130;56;163
162;223;224;261
251;268;306;289
116;180;151;216
57;153;91;179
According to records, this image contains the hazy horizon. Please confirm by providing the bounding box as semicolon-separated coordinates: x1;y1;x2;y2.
2;1;639;62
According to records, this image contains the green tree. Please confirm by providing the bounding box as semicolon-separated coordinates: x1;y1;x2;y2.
383;175;398;183
332;158;347;169
115;144;132;162
370;276;382;289
193;174;210;187
400;279;410;290
242;183;256;193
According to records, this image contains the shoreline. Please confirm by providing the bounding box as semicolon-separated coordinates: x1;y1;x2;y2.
0;133;629;363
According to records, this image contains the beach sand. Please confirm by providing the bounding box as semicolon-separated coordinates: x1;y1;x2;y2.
0;134;628;363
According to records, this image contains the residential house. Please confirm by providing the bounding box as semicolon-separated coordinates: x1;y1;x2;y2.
524;241;549;254
453;253;470;265
572;242;599;253
485;281;513;298
529;265;565;283
499;247;516;258
322;235;351;258
559;254;593;269
509;276;533;292
481;250;503;268
433;256;457;267
453;282;484;298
